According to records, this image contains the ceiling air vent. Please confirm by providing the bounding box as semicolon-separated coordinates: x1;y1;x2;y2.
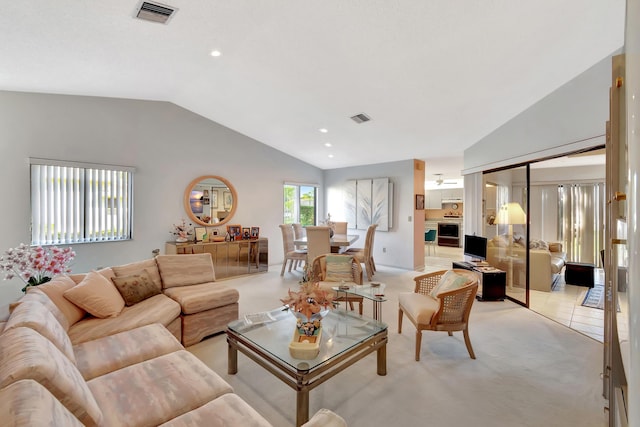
136;1;177;24
350;113;371;124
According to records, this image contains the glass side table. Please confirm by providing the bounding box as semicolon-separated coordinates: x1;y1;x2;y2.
332;283;387;321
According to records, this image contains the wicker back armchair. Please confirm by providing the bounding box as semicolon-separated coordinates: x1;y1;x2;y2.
398;269;478;361
311;254;364;314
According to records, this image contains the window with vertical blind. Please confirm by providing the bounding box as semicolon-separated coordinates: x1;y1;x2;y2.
30;159;134;245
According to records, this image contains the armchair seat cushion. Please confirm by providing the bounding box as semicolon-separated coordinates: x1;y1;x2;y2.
398;292;438;325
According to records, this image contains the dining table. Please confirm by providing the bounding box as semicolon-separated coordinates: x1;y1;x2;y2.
293;233;359;250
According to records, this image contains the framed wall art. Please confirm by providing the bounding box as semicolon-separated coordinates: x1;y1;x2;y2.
226;224;241;241
250;226;260;239
194;227;207;242
242;227;251;239
210;190;218;208
223;191;233;209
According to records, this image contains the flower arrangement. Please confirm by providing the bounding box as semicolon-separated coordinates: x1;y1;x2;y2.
0;244;75;292
280;264;335;322
170;219;193;241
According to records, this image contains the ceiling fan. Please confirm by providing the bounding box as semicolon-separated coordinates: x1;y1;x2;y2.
434;174;457;186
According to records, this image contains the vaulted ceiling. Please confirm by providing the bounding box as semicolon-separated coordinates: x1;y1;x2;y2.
0;1;625;178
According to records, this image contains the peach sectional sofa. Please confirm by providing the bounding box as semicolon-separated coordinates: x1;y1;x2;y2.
0;254;347;426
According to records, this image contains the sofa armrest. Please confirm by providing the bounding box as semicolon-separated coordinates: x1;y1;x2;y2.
302;408;347;427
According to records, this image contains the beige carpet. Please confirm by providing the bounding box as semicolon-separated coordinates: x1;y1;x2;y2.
187;264;607;427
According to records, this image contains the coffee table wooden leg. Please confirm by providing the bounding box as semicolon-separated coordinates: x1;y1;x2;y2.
377;341;387;376
296;389;309;427
228;340;238;375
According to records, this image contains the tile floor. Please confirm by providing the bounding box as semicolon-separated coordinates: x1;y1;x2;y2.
425;244;605;342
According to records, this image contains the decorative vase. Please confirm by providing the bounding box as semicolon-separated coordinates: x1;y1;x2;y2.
288;310;328;360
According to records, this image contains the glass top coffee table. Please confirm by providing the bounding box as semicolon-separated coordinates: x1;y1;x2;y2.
227;307;388;427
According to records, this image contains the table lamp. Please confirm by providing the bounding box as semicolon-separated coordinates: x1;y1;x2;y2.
496;202;526;289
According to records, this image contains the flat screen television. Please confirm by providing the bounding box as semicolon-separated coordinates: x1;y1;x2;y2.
464;234;487;261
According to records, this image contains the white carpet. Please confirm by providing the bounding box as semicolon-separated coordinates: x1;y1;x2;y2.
188;264;607;427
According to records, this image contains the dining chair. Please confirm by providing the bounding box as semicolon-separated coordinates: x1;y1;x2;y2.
279;224;307;276
311;254;363;314
398;269;478;361
305;226;332;263
332;221;348;235
345;224;377;281
424;229;437;256
292;223;307;250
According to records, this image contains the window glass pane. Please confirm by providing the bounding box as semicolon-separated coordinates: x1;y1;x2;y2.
283;185;296;224
299;185;316;226
283;183;317;225
30;161;132;245
483;166;528;306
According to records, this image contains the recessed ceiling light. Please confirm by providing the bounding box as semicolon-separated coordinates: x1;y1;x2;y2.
324;143;332;147
319;128;328;133
328;154;334;158
210;50;222;57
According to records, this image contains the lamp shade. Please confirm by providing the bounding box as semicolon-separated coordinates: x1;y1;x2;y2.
496;202;526;225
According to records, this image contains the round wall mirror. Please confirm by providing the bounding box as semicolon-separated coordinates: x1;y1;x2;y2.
183;175;238;227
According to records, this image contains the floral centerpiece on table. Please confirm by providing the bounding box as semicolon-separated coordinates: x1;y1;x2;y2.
0;243;75;292
281;265;335;337
170;219;193;242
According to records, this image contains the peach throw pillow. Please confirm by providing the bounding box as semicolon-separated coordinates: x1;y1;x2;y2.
34;275;86;327
63;271;125;318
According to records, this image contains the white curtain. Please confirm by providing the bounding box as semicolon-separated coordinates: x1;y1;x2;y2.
558;183;604;265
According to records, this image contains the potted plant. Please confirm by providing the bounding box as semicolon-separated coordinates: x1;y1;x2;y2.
0;243;75;292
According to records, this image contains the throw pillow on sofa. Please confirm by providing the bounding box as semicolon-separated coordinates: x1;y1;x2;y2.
64;271;125;318
32;275;86;327
529;239;549;250
111;258;163;290
111;270;162;306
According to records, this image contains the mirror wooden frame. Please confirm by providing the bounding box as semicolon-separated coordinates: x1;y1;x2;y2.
183;175;238;227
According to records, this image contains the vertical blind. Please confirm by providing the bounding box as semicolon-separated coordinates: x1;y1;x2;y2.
30;159;134;245
558;183;604;265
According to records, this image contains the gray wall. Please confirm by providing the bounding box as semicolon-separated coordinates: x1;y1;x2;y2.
0;90;324;314
324;160;416;270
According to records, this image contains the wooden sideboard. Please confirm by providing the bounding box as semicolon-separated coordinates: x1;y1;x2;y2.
165;237;268;280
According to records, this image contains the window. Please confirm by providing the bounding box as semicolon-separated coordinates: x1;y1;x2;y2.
283;183;317;225
30;159;134;245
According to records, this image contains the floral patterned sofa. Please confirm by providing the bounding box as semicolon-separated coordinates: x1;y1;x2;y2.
0;255;347;426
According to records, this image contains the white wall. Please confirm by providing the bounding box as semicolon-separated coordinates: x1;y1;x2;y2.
463;54;614;174
324;160;416;270
0;90;324;315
